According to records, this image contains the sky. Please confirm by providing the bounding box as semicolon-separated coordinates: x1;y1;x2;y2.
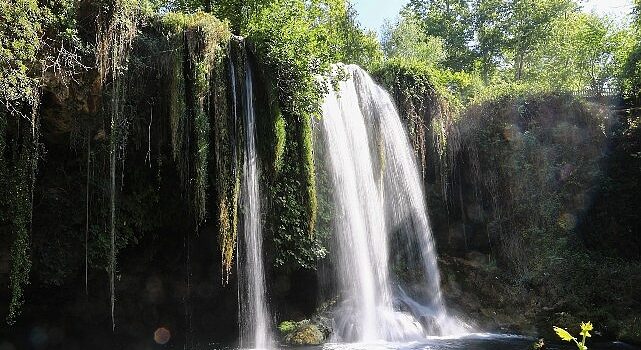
351;0;636;35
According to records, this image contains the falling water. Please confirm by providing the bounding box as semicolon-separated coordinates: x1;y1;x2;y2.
238;54;272;349
320;64;467;343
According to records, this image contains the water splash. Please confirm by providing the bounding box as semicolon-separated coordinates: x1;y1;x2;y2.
320;64;468;343
238;51;273;349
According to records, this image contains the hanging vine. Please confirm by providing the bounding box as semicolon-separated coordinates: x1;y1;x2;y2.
96;0;139;331
162;12;230;225
161;12;234;281
216;38;242;284
0;1;43;325
1;96;40;326
373;60;460;204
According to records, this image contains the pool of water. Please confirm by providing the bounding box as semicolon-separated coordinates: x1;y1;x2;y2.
207;334;640;350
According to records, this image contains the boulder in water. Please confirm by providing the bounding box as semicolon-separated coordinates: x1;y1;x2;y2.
280;319;326;345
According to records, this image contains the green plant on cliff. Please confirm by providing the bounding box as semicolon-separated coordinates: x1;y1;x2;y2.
0;0;42;109
0;105;38;325
243;0;381;267
1;0;45;325
554;321;593;350
160;11;235;281
161;11;230;224
96;0;142;331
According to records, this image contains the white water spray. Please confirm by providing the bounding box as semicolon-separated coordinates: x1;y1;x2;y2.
320;65;468;343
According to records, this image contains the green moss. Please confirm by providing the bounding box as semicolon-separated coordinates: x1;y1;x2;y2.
168;42;188;179
279;319;326;345
211;37;238;283
161;11;231;225
288;324;323;345
278;320;297;334
245;1;328;267
274;114;286;173
6;151;34;325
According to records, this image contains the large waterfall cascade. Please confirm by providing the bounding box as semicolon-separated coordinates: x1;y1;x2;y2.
237;51;273;349
320;64;469;343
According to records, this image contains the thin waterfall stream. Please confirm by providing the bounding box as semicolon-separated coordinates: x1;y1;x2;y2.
237;49;273;349
320;64;469;343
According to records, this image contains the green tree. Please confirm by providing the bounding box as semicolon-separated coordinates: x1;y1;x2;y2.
407;0;476;70
381;10;445;66
474;0;508;81
307;0;382;68
508;0;576;80
621;0;641;103
0;0;43;108
504;9;634;92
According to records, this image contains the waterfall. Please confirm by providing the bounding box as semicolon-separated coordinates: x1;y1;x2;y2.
237;51;273;349
320;64;467;343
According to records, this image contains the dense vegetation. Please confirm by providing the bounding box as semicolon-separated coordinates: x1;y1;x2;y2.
377;0;641;342
1;0;640;347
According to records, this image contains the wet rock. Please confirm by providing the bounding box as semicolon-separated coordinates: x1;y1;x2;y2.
420;315;441;335
280;320;326;345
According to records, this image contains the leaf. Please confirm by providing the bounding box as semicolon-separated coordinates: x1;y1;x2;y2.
554;326;576;342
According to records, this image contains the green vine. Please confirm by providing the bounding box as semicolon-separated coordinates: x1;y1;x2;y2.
7;151;33;325
1;101;39;325
162;12;230;225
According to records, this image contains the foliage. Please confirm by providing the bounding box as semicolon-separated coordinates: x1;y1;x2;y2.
3;130;36;325
0;0;42;108
161;11;236;281
381;10;445;67
406;0;476;71
403;0;631;95
527;12;633;92
621;0;641;104
0;0;56;325
278;320;297;334
483;0;576;80
162;11;230;223
554;321;593;350
446;93;607;280
579;109;641;259
243;0;361;267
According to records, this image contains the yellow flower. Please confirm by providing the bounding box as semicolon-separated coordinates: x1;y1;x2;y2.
580;321;593;338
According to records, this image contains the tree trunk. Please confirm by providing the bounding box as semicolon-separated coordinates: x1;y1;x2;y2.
515;51;524;80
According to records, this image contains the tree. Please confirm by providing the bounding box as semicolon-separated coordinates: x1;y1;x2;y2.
520;11;634;92
407;0;476;71
621;0;641;103
381;10;445;66
474;0;508;81
505;0;577;80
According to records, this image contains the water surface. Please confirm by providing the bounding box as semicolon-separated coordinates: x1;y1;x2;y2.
208;334;639;350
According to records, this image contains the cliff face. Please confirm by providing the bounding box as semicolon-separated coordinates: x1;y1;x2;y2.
0;5;324;347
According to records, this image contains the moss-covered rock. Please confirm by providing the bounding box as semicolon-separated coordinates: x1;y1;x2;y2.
280;319;327;345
